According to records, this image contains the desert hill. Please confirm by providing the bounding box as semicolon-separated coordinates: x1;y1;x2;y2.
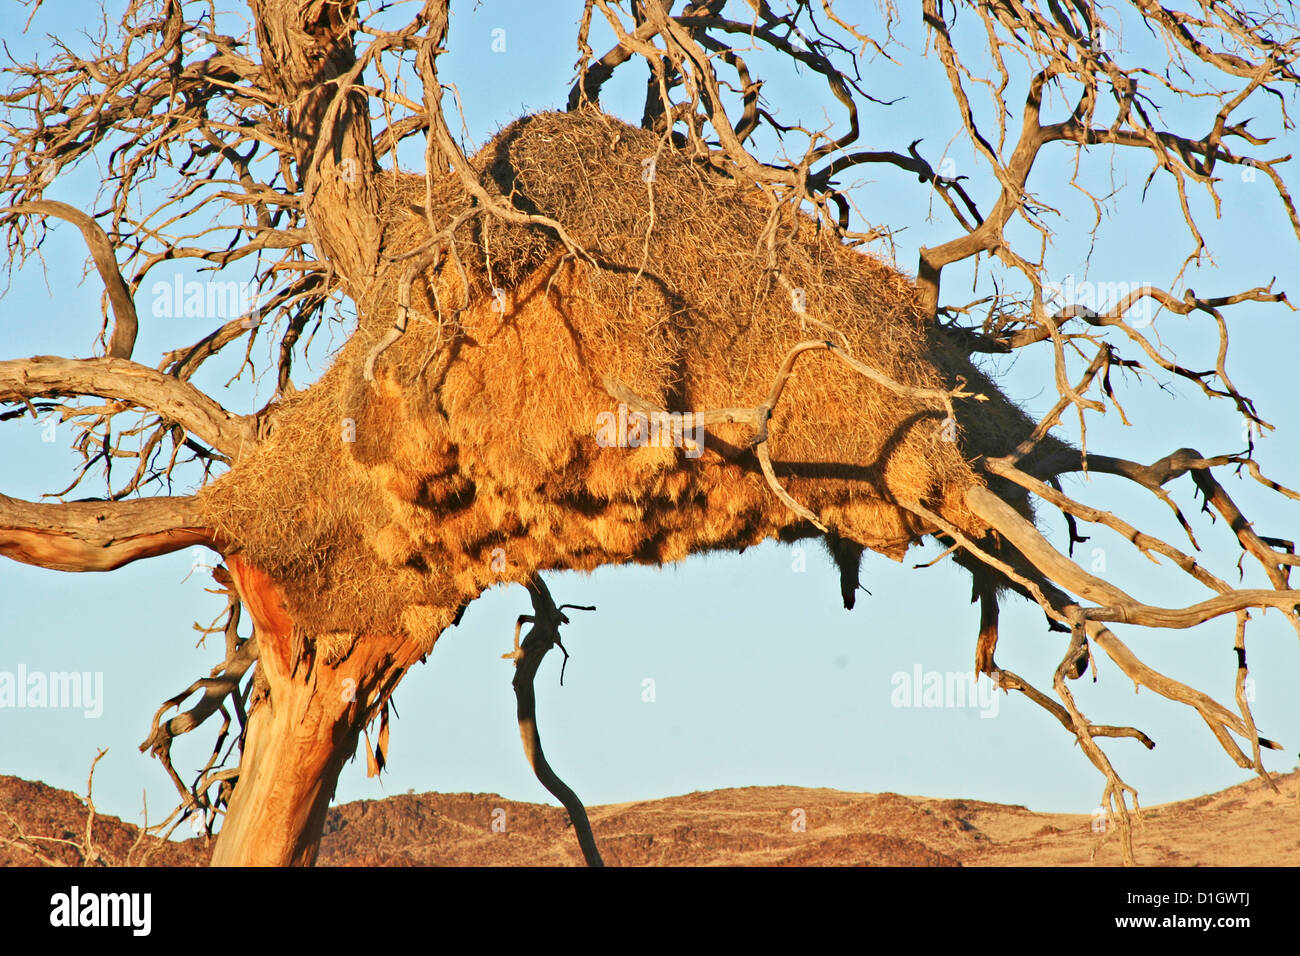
1;771;1295;866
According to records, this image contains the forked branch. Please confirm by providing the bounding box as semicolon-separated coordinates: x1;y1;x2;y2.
502;575;603;867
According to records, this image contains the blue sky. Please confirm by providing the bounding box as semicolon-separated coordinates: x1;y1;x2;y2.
2;1;1298;840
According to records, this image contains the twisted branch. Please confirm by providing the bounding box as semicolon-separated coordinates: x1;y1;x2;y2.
502;575;603;867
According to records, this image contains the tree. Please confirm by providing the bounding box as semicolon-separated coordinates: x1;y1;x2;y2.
2;0;1297;867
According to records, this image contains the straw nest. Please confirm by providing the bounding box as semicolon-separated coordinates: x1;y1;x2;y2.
198;108;1067;655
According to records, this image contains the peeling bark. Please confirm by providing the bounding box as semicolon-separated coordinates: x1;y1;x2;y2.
211;556;430;866
0;493;208;572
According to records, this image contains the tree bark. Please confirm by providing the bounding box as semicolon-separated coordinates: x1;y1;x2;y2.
0;493;209;572
249;0;381;293
210;555;429;866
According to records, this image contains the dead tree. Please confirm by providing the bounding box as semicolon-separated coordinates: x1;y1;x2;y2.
1;1;1297;867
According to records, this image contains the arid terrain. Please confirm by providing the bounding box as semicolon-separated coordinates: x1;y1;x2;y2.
1;771;1295;866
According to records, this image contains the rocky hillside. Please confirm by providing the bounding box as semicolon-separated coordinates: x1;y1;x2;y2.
2;771;1295;866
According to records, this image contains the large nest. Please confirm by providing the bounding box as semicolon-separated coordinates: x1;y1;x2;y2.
199;108;1067;652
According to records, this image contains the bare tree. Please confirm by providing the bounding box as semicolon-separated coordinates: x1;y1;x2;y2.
2;0;1297;866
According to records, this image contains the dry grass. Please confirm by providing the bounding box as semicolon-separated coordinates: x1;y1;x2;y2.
199;108;1066;650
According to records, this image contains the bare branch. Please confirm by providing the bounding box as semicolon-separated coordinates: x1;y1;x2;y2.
502;575;603;867
3;201;139;359
0;356;256;459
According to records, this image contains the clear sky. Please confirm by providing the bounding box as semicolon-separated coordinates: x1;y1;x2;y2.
1;1;1298;840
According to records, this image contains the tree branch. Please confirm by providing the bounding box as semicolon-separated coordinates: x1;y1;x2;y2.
3;201;139;359
0;356;256;459
0;492;209;571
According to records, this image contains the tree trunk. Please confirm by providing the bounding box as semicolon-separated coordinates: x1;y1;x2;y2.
202;1;412;867
210;556;428;866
